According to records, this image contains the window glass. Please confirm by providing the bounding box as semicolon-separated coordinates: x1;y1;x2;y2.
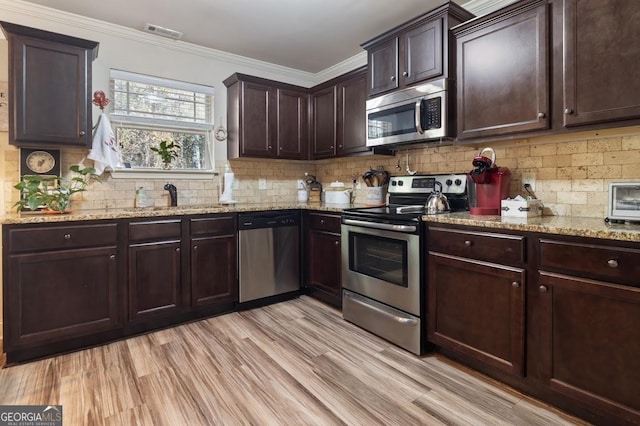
109;70;214;170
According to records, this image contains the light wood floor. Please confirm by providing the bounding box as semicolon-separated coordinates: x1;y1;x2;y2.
0;296;589;425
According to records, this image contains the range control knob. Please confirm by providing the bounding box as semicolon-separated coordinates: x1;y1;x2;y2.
454;179;462;186
445;179;453;186
398;181;404;186
391;181;397;186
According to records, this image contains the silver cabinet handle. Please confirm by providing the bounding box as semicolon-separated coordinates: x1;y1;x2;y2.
512;281;520;288
390;75;396;81
607;259;619;268
268;145;272;149
335;241;339;246
464;240;472;247
539;285;548;293
79;130;86;136
193;245;198;251
537;112;545;118
564;108;573;115
110;254;116;260
64;234;71;240
176;247;181;253
402;71;408;77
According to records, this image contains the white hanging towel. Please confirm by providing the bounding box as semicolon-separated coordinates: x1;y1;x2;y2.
88;112;120;175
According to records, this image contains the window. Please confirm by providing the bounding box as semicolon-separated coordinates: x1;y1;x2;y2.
109;70;214;171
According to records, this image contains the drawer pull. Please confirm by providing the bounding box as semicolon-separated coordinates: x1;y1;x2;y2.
607;259;619;268
335;241;340;246
64;234;71;240
320;219;325;224
537;112;546;118
464;240;472;247
512;281;520;288
193;245;198;251
176;248;181;253
539;285;548;293
110;254;116;260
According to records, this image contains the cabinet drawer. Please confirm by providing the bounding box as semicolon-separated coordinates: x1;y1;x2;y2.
190;215;235;236
308;213;341;233
539;239;640;286
128;220;182;242
8;223;117;252
428;227;525;265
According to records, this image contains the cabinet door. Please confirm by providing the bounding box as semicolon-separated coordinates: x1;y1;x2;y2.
128;240;182;322
311;86;336;159
337;71;367;156
536;272;640;420
191;235;237;307
401;18;443;86
240;81;274;157
307;229;342;307
276;88;308;159
5;247;119;349
563;0;640;127
10;35;92;146
428;253;526;376
367;37;399;96
456;2;549;139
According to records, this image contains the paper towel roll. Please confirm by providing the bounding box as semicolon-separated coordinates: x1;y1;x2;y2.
219;172;235;203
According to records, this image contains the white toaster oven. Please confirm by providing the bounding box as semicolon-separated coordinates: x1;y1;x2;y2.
606;182;640;223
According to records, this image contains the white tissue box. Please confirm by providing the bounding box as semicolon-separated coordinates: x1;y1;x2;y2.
501;199;543;218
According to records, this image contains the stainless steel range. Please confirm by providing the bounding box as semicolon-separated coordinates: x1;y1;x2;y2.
341;174;468;354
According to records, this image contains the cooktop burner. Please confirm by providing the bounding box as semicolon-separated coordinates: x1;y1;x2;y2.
344;173;469;222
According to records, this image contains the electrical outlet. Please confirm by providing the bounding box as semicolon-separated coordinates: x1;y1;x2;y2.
297;179;305;189
258;178;267;190
232;179;239;190
522;173;536;191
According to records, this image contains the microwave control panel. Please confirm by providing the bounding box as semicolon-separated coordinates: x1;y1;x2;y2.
422;98;442;129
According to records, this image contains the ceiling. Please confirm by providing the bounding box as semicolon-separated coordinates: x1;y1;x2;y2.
18;0;472;73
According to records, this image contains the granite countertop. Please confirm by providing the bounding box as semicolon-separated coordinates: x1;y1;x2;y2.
422;212;640;243
0;202;361;225
3;203;640;243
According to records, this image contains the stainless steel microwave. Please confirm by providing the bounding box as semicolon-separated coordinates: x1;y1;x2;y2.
366;79;452;148
607;182;640;223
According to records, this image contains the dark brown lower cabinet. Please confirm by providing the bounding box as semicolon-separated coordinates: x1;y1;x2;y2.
128;240;182;322
305;212;342;307
2;221;120;362
190;215;237;308
427;223;640;425
427;252;526;376
536;272;640;423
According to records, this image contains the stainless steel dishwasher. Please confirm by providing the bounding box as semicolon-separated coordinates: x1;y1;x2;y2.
238;211;300;303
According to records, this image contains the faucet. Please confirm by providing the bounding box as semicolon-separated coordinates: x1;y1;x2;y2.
164;183;178;207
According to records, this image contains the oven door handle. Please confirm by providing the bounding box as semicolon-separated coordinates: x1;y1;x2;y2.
343;218;417;233
344;291;419;325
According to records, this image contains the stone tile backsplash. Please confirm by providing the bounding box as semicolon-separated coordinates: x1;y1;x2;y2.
3;126;640;218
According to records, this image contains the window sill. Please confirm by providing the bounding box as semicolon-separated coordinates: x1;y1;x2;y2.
109;168;218;180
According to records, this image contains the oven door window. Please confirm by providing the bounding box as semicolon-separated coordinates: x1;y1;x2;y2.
349;232;408;287
367;104;416;139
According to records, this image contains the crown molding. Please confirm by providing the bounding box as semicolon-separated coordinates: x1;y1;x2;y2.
0;0;316;86
0;0;512;85
462;0;517;16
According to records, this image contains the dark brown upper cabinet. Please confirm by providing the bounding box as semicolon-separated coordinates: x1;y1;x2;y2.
311;67;369;159
562;0;640;127
0;21;99;148
453;0;640;143
361;2;473;98
224;74;308;160
454;0;549;140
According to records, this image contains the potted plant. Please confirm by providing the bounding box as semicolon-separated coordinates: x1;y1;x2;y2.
13;165;101;213
151;140;181;169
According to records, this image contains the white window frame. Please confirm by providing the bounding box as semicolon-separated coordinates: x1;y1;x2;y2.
108;69;216;179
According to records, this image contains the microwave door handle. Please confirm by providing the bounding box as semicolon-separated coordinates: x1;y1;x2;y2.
415;100;424;134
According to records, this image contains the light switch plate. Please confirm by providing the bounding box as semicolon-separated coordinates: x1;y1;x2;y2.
258;178;267;190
